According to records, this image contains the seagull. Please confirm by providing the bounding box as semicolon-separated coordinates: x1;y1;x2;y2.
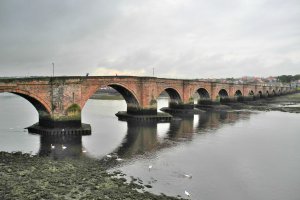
148;165;152;171
62;145;67;150
184;174;192;179
82;150;87;153
51;144;55;149
106;154;112;158
116;156;123;161
184;190;190;197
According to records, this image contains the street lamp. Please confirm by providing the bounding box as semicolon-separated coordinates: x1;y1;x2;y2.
52;62;54;77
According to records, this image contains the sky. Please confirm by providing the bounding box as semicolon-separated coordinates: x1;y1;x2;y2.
0;0;299;78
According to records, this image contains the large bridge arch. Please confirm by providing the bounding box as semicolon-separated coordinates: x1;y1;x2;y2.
234;90;243;96
196;88;211;99
0;89;52;127
156;87;183;108
82;83;141;114
218;89;229;103
0;89;51;114
194;87;211;105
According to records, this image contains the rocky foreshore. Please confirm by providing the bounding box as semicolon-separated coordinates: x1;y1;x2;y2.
0;152;185;200
198;92;300;113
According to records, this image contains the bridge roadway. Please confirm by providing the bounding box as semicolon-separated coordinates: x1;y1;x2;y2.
0;76;295;134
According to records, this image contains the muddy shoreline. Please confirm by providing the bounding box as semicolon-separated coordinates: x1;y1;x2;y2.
0;152;185;200
198;92;300;113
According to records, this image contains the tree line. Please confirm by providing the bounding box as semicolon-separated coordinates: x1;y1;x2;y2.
277;74;300;83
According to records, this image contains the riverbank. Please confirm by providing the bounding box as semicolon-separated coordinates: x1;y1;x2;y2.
0;152;185;200
198;92;300;113
90;93;124;100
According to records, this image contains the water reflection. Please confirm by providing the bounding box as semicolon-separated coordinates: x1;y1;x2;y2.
37;135;86;159
28;111;253;160
113;111;252;159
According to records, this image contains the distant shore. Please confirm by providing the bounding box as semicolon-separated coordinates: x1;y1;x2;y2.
197;92;300;113
90;93;124;100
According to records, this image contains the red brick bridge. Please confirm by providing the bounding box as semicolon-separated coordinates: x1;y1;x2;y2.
0;76;295;129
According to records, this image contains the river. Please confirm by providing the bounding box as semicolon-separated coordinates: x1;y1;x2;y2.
0;93;299;200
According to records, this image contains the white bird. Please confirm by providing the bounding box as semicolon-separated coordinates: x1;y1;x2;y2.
106;154;112;158
62;145;67;150
116;156;123;161
148;165;152;171
62;128;65;132
184;174;192;179
82;150;87;153
51;144;55;149
184;190;190;197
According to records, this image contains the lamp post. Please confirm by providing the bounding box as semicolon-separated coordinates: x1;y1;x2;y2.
52;62;54;77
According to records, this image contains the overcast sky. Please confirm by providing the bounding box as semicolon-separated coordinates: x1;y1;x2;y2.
0;0;299;78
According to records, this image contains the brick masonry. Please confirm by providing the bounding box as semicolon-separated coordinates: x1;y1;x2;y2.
0;76;295;127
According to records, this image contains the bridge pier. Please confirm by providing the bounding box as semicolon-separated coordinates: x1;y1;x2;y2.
115;110;173;122
160;102;204;115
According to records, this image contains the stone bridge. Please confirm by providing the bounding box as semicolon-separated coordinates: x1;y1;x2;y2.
0;76;295;129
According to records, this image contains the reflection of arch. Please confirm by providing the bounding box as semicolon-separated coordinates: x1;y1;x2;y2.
114;121;158;158
38;135;83;159
234;90;243;96
196;88;210;99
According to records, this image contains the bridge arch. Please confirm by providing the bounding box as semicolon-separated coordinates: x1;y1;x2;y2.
266;91;270;97
218;89;229;103
258;91;263;98
272;89;276;96
234;90;243;102
83;83;141;114
0;89;52;127
194;88;211;105
155;87;183;110
248;90;254;96
156;87;182;105
218;89;229;97
107;84;140;107
156;87;182;103
0;89;51;114
196;88;211;99
234;90;243;96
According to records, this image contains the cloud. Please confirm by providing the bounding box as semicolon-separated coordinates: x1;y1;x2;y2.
93;67;146;76
0;0;299;78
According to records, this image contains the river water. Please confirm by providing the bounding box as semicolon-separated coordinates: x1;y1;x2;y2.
0;93;299;200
